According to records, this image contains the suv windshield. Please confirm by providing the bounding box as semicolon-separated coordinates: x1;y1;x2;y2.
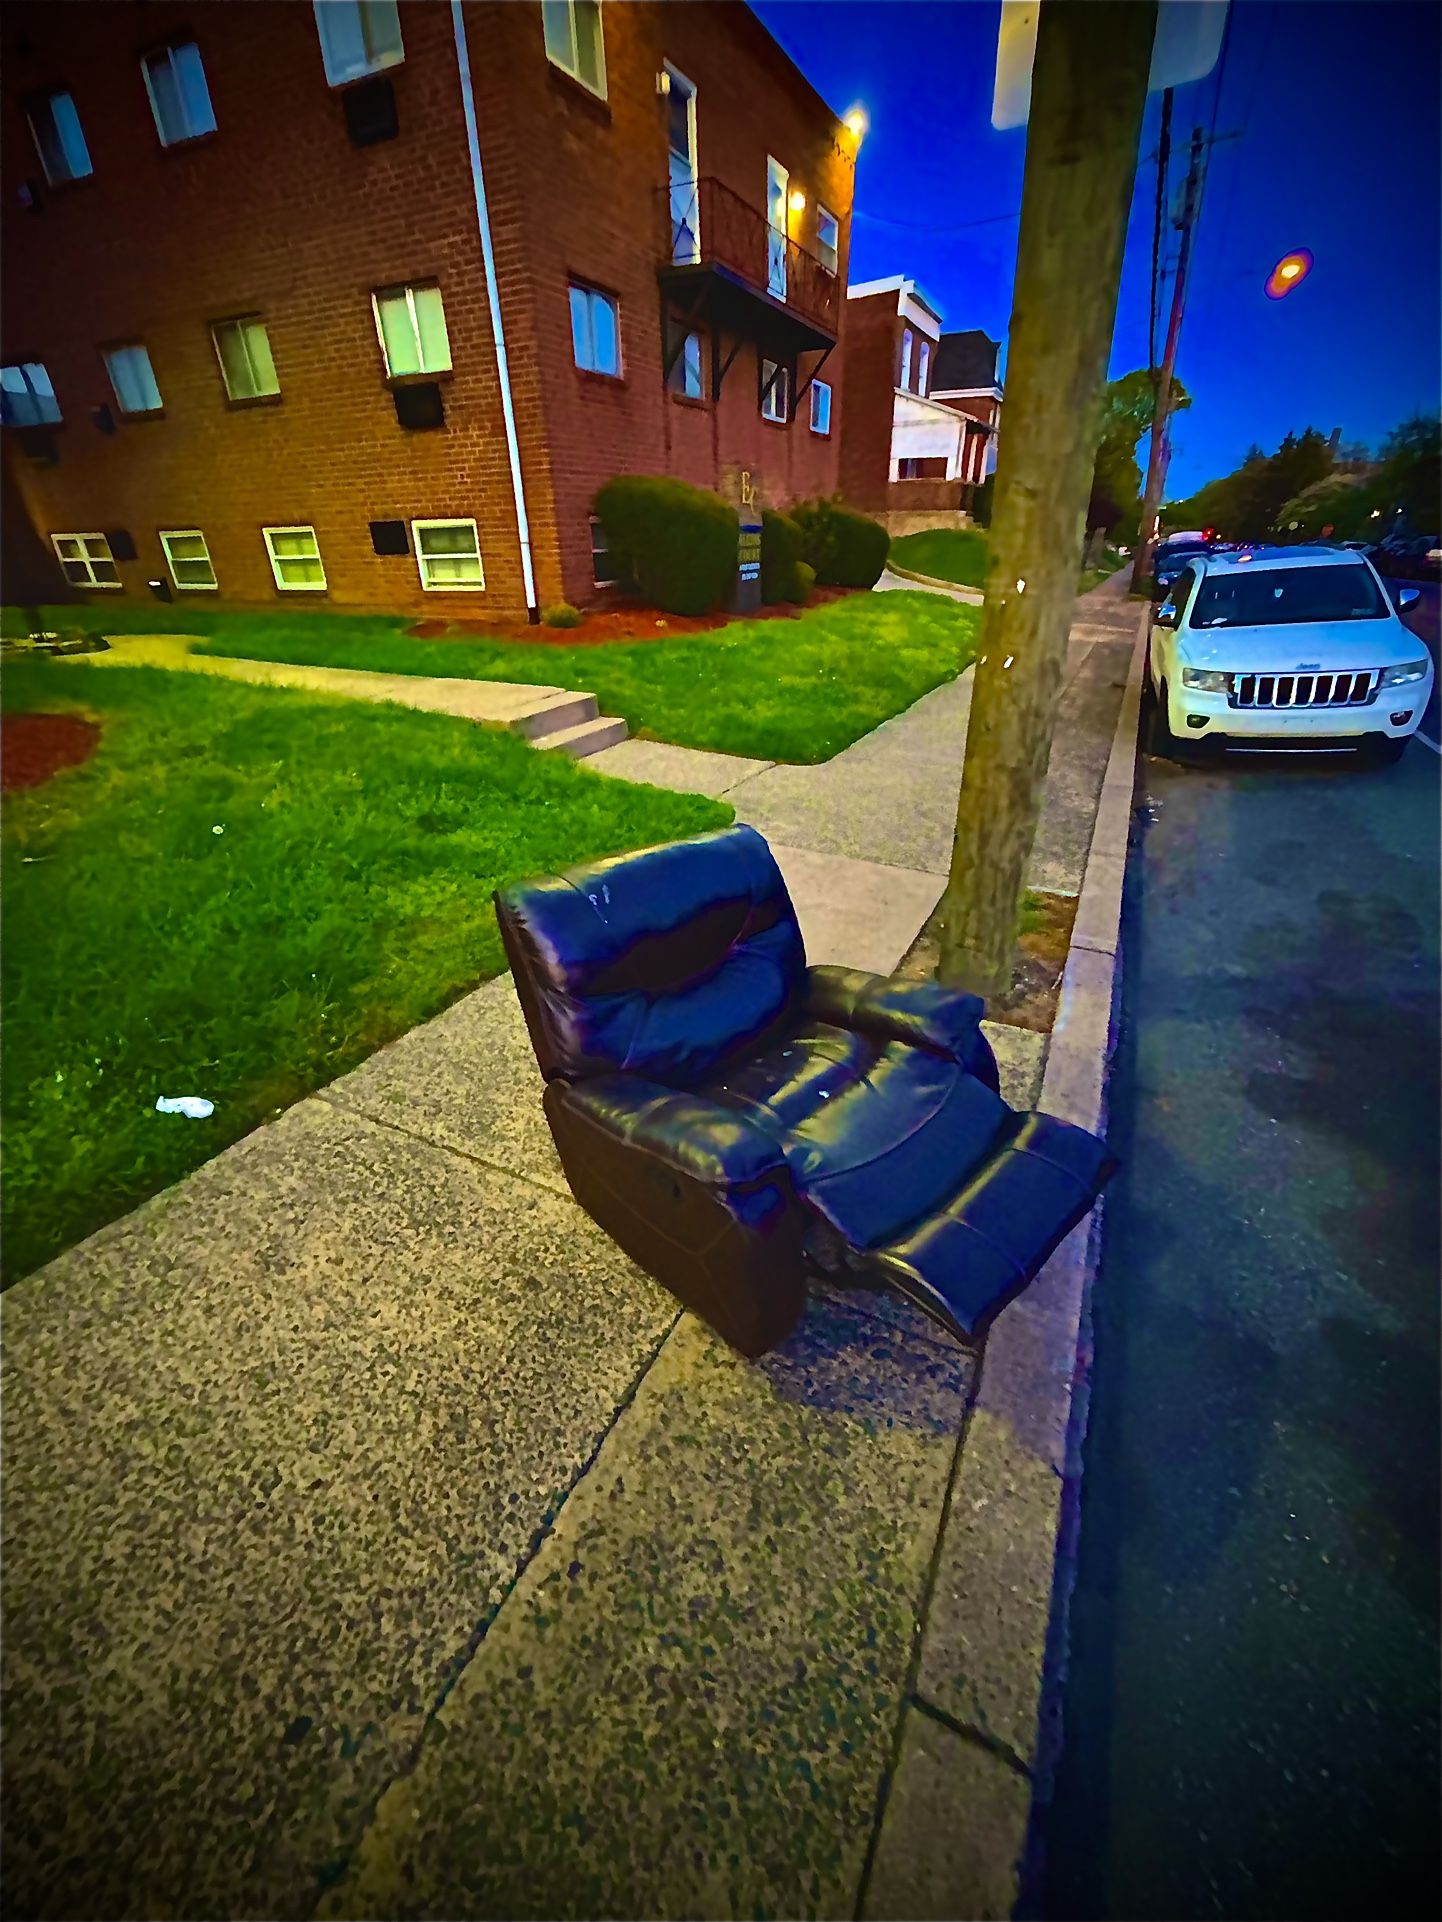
1191;563;1388;628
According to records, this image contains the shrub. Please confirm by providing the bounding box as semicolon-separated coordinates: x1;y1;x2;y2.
760;509;805;604
593;476;738;616
542;602;582;628
794;561;816;604
973;473;995;529
792;497;889;589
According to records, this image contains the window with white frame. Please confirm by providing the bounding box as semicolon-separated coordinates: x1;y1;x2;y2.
668;329;702;399
590;515;618;587
160;530;218;590
142;41;217;146
211;317;280;401
569;283;620;376
542;1;606;98
760;358;790;424
816;206;839;276
899;326;913;392
810;379;832;436
313;0;404;87
103;344;163;416
52;533;120;588
412;519;484;590
263;525;326;591
1;362;61;427
372;283;451;378
917;338;930;396
27;90;92;183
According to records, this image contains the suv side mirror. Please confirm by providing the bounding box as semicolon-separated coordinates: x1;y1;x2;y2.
1397;586;1420;610
1156;599;1181;629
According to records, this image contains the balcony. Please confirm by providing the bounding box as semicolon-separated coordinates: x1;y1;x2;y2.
656;176;839;357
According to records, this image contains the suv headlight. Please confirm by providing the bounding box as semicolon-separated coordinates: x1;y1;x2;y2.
1379;660;1430;687
1181;666;1229;693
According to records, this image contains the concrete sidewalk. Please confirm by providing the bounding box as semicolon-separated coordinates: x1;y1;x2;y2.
1;574;1138;1920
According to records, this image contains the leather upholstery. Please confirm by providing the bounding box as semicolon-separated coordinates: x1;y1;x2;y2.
495;823;1115;1357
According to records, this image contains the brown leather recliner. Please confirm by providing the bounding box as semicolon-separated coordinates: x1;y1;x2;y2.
495;824;1115;1358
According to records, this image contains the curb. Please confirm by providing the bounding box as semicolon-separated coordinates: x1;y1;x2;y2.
861;603;1149;1921
883;557;986;602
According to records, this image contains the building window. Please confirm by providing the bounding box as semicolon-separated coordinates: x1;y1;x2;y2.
590;515;618;587
142;42;217;146
372;283;451;377
160;530;218;590
542;1;606;98
917;338;930;396
668;329;702;399
900;327;913;392
103;344;163;416
760;358;790;424
817;206;839;276
810;379;832;436
569;283;620;376
211;317;280;401
313;0;404;87
1;363;61;427
263;525;327;591
51;533;120;588
412;518;485;591
26;91;93;184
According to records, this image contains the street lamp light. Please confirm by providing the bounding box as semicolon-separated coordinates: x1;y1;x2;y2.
1266;248;1314;299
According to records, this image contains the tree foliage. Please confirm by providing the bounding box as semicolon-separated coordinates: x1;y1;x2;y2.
1086;367;1190;534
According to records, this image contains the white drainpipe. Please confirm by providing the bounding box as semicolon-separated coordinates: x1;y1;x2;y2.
449;0;539;619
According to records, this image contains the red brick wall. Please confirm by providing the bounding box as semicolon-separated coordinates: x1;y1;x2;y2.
1;1;853;617
836;289;899;512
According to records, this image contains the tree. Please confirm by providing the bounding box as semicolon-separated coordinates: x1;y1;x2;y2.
1088;367;1189;533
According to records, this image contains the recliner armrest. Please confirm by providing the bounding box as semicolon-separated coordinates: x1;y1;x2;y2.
557;1075;788;1191
804;965;990;1069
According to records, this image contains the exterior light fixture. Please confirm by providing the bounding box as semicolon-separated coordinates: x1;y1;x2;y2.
788;189;807;213
1265;248;1313;299
844;106;868;139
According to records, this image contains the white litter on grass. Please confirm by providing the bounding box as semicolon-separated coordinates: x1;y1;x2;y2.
155;1096;215;1119
212;825;225;835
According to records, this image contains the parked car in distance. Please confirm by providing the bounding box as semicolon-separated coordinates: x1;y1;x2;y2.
1147;545;1432;766
1373;534;1441;581
1152;536;1216;598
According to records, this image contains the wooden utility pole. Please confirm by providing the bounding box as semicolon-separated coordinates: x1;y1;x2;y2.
1132;123;1206;587
936;0;1158;997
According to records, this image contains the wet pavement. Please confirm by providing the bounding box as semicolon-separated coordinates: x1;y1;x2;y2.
1041;727;1441;1918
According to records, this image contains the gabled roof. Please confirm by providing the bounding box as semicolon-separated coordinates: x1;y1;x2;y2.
931;329;1001;392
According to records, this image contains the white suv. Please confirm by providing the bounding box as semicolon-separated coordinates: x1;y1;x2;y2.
1147;545;1433;765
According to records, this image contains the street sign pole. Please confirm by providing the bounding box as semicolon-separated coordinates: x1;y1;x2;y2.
937;0;1158;996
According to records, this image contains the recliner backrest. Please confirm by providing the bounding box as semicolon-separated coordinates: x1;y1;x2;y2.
495;823;806;1086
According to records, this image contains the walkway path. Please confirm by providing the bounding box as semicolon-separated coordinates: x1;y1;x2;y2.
3;573;1137;1920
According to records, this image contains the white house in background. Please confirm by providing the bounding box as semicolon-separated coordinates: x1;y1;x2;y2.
929;330;1004;485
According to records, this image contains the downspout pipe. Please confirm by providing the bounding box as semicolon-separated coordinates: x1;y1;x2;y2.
450;0;539;620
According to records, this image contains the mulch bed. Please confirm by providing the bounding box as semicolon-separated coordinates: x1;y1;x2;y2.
2;712;102;792
409;585;858;646
895;891;1079;1034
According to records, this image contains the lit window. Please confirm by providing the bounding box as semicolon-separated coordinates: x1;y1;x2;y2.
159;530;218;591
810;379;832;436
900;327;913;391
1;363;61;427
103;344;163;416
27;91;92;184
413;519;484;591
590;515;618;587
51;533;120;588
313;0;404;87
142;42;217;146
212;318;280;401
263;525;326;591
817;206;839;276
569;283;620;376
542;2;606;98
669;329;702;399
760;358;790;424
372;283;451;377
917;338;930;395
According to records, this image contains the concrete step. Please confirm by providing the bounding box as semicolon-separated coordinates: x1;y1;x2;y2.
533;715;631;759
506;690;599;740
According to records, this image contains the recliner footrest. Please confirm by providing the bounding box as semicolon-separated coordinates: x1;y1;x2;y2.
869;1112;1118;1343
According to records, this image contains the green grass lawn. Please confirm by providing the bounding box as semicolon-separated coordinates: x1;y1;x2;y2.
3;590;979;765
889;527;991;588
1;663;729;1283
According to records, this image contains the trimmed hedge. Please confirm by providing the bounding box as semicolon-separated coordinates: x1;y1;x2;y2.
792;497;890;589
760;509;805;604
972;473;994;529
593;476;738;616
794;560;816;603
542;602;582;628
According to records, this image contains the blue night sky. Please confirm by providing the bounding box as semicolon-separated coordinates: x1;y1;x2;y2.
753;0;1442;496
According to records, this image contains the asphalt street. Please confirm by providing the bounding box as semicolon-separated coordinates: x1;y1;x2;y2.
1041;720;1440;1919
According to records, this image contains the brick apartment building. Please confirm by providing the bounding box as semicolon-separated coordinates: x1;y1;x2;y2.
837;277;1003;532
0;0;856;618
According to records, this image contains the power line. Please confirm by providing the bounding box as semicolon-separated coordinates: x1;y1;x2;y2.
852;205;1020;237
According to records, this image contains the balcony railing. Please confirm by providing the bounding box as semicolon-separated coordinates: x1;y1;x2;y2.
659;175;840;338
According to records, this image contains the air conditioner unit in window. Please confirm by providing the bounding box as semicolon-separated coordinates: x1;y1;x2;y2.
343;75;399;147
17;427;57;465
369;519;409;556
105;528;138;562
393;383;444;431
